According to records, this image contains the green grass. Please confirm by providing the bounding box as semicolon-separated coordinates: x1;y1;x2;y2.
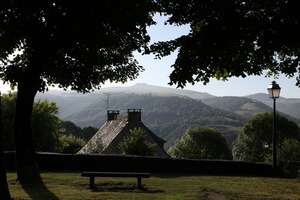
7;172;300;200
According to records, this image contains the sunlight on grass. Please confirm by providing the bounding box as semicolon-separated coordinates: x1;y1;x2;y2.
6;172;300;200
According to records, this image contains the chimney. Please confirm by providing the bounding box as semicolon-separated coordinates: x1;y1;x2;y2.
107;110;119;121
127;109;142;124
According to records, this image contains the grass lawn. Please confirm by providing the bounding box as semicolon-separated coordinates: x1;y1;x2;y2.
6;172;300;200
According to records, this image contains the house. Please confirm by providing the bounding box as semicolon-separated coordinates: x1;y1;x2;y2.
77;109;169;157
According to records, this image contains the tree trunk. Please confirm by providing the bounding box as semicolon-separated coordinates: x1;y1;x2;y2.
13;67;42;183
0;93;12;200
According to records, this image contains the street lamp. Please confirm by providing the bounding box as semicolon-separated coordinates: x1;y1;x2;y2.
267;81;281;174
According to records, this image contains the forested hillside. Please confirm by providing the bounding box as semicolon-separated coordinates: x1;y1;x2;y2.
35;84;300;149
36;92;243;148
202;97;273;119
247;93;300;120
202;96;300;122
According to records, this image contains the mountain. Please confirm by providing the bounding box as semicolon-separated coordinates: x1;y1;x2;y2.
36;89;243;148
202;97;273;119
35;83;300;149
99;83;216;99
36;83;300;120
247;93;300;120
36;83;215;117
201;95;300;122
36;91;103;119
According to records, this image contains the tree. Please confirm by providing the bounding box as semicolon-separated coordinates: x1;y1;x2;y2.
0;93;11;200
59;120;98;141
118;128;156;156
1;92;16;151
232;112;300;162
1;93;60;152
168;126;232;160
32;99;60;152
82;126;98;141
0;0;156;182
152;0;300;88
57;135;86;154
277;139;300;161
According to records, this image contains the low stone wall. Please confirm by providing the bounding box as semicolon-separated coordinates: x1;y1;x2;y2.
4;152;272;176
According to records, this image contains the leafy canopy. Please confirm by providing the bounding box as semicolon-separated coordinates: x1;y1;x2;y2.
118;127;156;156
1;93;94;153
153;0;300;88
3;1;300;91
58;135;86;154
278;138;300;162
0;0;158;182
59;120;97;141
1;92;60;152
232;112;300;162
32;98;60;152
0;0;156;92
168;126;232;160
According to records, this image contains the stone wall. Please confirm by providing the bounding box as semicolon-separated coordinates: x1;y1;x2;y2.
4;152;272;176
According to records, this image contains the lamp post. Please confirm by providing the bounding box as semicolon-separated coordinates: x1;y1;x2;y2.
267;81;281;174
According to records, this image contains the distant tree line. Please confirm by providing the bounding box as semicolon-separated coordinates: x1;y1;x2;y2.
1;92;97;154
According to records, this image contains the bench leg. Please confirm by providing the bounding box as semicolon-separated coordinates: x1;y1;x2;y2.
89;176;95;188
137;177;142;190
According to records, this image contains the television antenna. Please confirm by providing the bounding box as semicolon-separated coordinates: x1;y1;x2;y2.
103;92;112;111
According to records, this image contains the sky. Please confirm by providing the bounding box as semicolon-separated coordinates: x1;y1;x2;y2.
1;15;299;98
103;14;300;98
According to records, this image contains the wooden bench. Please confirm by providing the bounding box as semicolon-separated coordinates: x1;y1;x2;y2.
81;172;151;189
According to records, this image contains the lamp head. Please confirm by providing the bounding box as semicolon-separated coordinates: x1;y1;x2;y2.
267;81;281;99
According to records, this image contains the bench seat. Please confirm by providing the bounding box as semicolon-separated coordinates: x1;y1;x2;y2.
81;172;151;189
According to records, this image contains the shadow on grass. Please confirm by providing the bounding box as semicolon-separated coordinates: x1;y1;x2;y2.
153;173;203;178
20;179;59;200
84;182;164;194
